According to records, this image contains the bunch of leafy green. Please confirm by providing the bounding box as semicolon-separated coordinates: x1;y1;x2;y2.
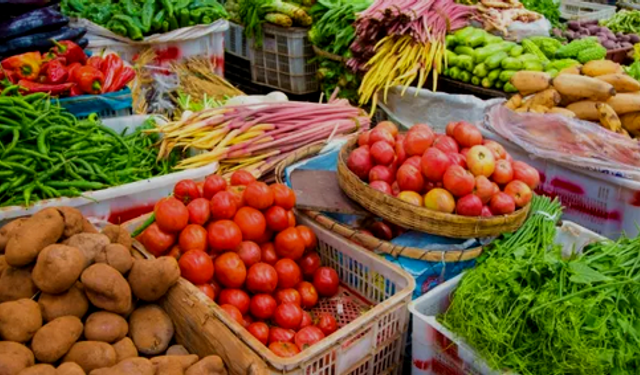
316;58;360;103
625;43;640;80
308;0;372;57
522;0;561;29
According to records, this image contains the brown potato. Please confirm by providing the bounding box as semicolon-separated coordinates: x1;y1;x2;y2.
0;299;42;342
0;218;27;254
88;357;154;375
55;363;85;375
81;219;98;234
155;359;185;375
0;255;7;275
101;225;132;250
31;316;83;363
0;266;37;302
84;312;128;343
32;245;85;294
166;345;189;356
63;342;116;373
56;207;84;238
5;208;64;267
185;356;227;375
63;234;110;268
0;342;34;375
150;355;199;370
38;283;89;322
111;338;137;363
17;364;56;375
129;305;174;356
81;264;132;314
128;257;180;302
94;244;132;274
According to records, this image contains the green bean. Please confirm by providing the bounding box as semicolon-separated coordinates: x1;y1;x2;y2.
47;180;106;190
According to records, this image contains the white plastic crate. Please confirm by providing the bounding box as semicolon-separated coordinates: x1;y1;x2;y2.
225;21;250;59
560;0;616;21
408;221;605;375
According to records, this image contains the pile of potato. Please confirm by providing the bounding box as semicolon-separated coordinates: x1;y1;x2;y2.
0;207;227;375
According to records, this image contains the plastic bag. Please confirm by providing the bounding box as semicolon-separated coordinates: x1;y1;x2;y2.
502;17;552;42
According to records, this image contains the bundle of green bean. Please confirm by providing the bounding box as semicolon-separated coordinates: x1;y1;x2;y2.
0;92;179;207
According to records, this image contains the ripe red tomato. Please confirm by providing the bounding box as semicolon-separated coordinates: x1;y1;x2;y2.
226;186;246;208
230;170;256;186
297;281;319;309
233;207;266;241
209;191;237;220
243;314;253;328
244;182;274;210
187;198;211;225
221;304;244;325
179;250;214;284
269;342;300;358
246;262;278;294
207;220;242;252
295;326;325;351
140;222;176;256
376;121;399;137
274;259;302;289
218;288;251;315
317;314;338;336
155;197;189;232
214;252;246;288
271;184;296;210
313;267;339;297
264;206;289;232
295;226;317;251
254;228;274;244
268;327;295;344
260;242;278;265
275;227;305;260
370;141;395;165
275;288;302;306
178;224;208;253
197;284;215;300
247;322;270;345
298;251;321;279
287;210;296;227
236;241;262;267
274;302;303;330
209;280;223;299
249;293;277;320
174;179;201;204
203;175;227;200
299;310;312;330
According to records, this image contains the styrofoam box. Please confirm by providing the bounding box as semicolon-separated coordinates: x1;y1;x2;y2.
225;21;250;59
408;221;605;375
0;115;218;226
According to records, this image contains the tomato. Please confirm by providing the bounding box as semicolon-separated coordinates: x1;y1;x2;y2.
357;131;370;147
187;198;211;226
271;184;296;210
275;288;301;306
207;220;242;252
209;191;237;220
274;259;302;289
249;293;277;320
230;170;256;186
247;322;270;345
141;222;176;256
297;281;319;309
295;326;325;351
233;207;266;241
287;210;296;227
155;197;189;232
273;302;303;330
317;314;338;336
295;226;317;251
203;175;227;200
275;227;305;261
269;342;300;358
221;304;244;325
313;267;339;297
179;250;214;285
264;206;289;232
369;128;395;146
298;251;321;279
268;327;295;344
246;262;278;294
209;279;223;298
260;242;278;265
299;310;312;330
197;284;215;300
178;224;208;253
174;179;201;204
243;314;253;328
214;252;246;288
255;228;274;244
236;241;262;267
226;186;246;208
167;244;183;260
244;182;274;210
218;289;250;315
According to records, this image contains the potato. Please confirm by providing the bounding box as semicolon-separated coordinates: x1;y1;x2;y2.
31;316;83;363
81;264;132;314
0;266;37;302
101;225;132;250
55;363;85;375
129;305;174;355
155;359;185;375
0;218;27;254
63;234;110;268
32;245;85;294
63;342;116;373
16;364;56;375
128;257;180;302
0;342;34;375
56;207;84;238
84;312;128;343
0;255;7;275
150;355;198;370
111;338;137;363
166;345;189;356
88;358;154;375
38;283;89;322
6;208;64;267
0;299;42;342
94;244;132;274
185;356;227;375
81;219;98;234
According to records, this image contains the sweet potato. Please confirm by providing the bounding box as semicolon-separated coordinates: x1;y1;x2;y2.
0;299;42;342
38;283;89;322
0;218;27;253
150;355;198;370
63;342;116;373
63;234;110;268
0;266;37;302
0;342;34;375
185;356;227;375
16;364;56;375
84;312;128;343
111;338;137;363
166;345;190;356
94;244;132;274
88;357;154;375
81;264;132;314
129;305;174;355
31;316;83;363
101;225;132;250
55;207;84;238
155;359;185;375
55;362;85;375
128;257;180;302
5;208;64;267
32;245;85;294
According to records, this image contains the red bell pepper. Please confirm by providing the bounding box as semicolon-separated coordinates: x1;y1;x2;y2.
101;54;123;93
73;66;104;95
67;62;82;81
50;40;87;65
86;56;103;70
18;80;74;95
1;52;42;81
109;66;136;93
0;68;17;85
44;58;68;84
69;85;84;97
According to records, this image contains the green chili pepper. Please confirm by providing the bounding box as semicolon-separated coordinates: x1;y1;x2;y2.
106;20;129;37
160;0;174;18
168;14;179;31
179;8;190;28
152;9;166;31
162;20;170;33
113;14;144;41
131;213;155;237
47;181;106;190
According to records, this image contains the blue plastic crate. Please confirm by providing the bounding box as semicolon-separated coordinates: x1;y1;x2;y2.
56;87;133;119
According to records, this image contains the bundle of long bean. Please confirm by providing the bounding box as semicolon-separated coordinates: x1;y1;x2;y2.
152;100;370;177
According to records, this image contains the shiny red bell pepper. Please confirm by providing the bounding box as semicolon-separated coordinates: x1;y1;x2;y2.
86;56;103;70
101;54;123;93
44;58;68;84
18;80;75;95
109;66;136;93
73;66;104;95
67;62;82;81
50;40;87;65
69;85;84;97
1;52;42;80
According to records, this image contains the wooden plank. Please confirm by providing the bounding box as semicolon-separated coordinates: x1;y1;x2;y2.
290;170;368;215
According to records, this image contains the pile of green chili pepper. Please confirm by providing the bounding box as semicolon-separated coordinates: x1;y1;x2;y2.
0;89;179;208
602;10;640;34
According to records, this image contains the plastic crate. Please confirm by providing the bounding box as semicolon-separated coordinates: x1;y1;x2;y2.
249;24;318;95
56;87;133;119
408;221;604;375
560;0;615;21
225;21;250;59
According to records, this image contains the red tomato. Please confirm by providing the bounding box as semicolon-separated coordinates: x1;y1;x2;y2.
269;342;300;358
197;284;215;300
313;267;339;297
249;293;277;320
226;186;246;208
209;191;237;220
247;322;270;345
179;250;214;284
203;175;227;200
187;198;211;225
167;244;183;260
275;227;305;261
260;242;278;265
295;326;325;351
268;327;295;344
316;314;338;336
264;206;289;232
207;220;242;253
298;251;321;279
244;182;274;210
255;228;274;244
230;170;256;186
243;314;253;328
209;279;223;298
271;184;296;210
221;304;244;325
174;179;201;204
155;197;189;232
140;222;176;256
274;259;302;289
178;224;208;253
273;302;303;330
214;252;246;288
275;288;302;306
297;281;319;309
218;288;250;315
376;121;399;137
299;310;312;330
236;241;262;267
246;262;278;294
295;226;317;251
233;207;266;241
287;210;296;227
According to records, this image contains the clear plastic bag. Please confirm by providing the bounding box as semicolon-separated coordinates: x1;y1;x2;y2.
501;17;552;42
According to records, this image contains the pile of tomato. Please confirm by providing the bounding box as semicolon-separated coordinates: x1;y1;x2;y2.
138;170;341;358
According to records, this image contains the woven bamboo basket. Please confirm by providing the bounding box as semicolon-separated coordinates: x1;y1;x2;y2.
312;45;348;62
337;137;530;239
274;141;484;262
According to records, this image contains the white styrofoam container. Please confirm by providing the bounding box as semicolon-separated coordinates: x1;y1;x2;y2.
408;221;605;375
225;21;250;59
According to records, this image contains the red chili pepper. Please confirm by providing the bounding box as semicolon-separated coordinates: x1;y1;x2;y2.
50;39;87;65
73;66;104;95
86;56;103;70
18;80;75;96
1;52;42;81
69;85;84;97
100;54;123;93
109;66;136;93
45;59;68;84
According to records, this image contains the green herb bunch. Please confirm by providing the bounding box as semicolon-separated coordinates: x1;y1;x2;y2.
521;0;561;29
308;0;372;58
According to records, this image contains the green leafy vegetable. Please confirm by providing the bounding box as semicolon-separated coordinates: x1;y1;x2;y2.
521;0;561;29
308;0;372;57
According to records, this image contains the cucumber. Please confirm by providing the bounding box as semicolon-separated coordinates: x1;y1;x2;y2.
471;76;481;86
459;71;471;83
488;69;501;82
485;35;503;45
445;35;457;48
456;55;474;72
472;63;489;78
474;42;515;64
523;61;543;72
504;82;518;93
481;77;493;88
449;66;462;80
510;45;524;57
485;51;508;70
454;46;475;57
466;29;486;48
501;57;522;71
499;70;517;82
519;53;538;62
494;81;504;90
